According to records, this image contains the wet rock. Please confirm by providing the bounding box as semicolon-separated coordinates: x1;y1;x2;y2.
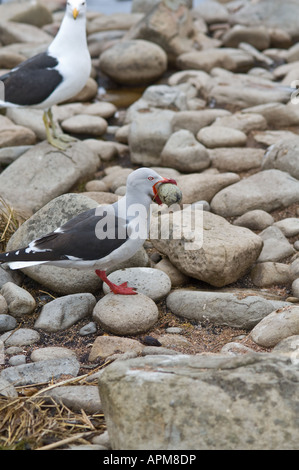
99;39;167;85
93;293;159;336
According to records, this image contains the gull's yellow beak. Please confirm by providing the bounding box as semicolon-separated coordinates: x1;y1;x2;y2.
73;8;79;19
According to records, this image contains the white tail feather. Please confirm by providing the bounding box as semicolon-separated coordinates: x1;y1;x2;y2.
8;261;48;270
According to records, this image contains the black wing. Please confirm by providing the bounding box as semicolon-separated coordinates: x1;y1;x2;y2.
0;207;129;264
0;53;63;106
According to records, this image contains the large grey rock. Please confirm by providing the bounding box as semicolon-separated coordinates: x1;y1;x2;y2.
262;137;299;180
209;147;264;173
176;172;240;204
0;328;40;347
171;109;232;135
251;305;299;347
93;292;159;336
131;0;193;14
34;294;96;332
129;109;174;166
6;193;102;294
0;357;80;386
0;282;36;318
99;39;167;85
0;377;18;398
0;3;52;28
222;25;271;50
41;385;102;414
257;226;295;263
126;1;194;62
161;129;210;172
229;0;299;40
166;289;290;329
98;353;299;450
177;48;254;73
0;141;99;216
0;20;52;46
0;314;17;332
151;208;263;287
207;72;290;108
0;115;36;149
210;170;299;218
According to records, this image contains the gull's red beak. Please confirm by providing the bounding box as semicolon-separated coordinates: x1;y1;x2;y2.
153;178;177;205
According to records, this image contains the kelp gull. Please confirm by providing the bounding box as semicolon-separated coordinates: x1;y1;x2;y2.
0;168;177;295
0;0;91;150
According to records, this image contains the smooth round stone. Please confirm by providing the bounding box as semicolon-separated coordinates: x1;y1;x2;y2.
9;355;26;366
30;346;77;362
93;292;159;335
102;268;172;301
0;328;40;347
0;314;17;332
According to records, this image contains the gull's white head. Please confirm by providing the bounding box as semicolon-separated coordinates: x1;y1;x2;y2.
66;0;87;20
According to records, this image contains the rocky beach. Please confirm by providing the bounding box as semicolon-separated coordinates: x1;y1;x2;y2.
0;0;298;450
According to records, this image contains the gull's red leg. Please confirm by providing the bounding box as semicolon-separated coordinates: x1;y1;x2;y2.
95;270;137;295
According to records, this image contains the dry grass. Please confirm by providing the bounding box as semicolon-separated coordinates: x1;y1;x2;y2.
0;197;25;252
0;373;106;450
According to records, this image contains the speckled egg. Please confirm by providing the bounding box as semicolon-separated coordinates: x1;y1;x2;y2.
158;183;183;206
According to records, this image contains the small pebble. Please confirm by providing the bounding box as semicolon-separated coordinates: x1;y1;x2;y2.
9;355;26;366
79;322;97;336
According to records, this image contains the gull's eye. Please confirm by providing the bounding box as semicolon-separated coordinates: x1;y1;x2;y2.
148;176;154;181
